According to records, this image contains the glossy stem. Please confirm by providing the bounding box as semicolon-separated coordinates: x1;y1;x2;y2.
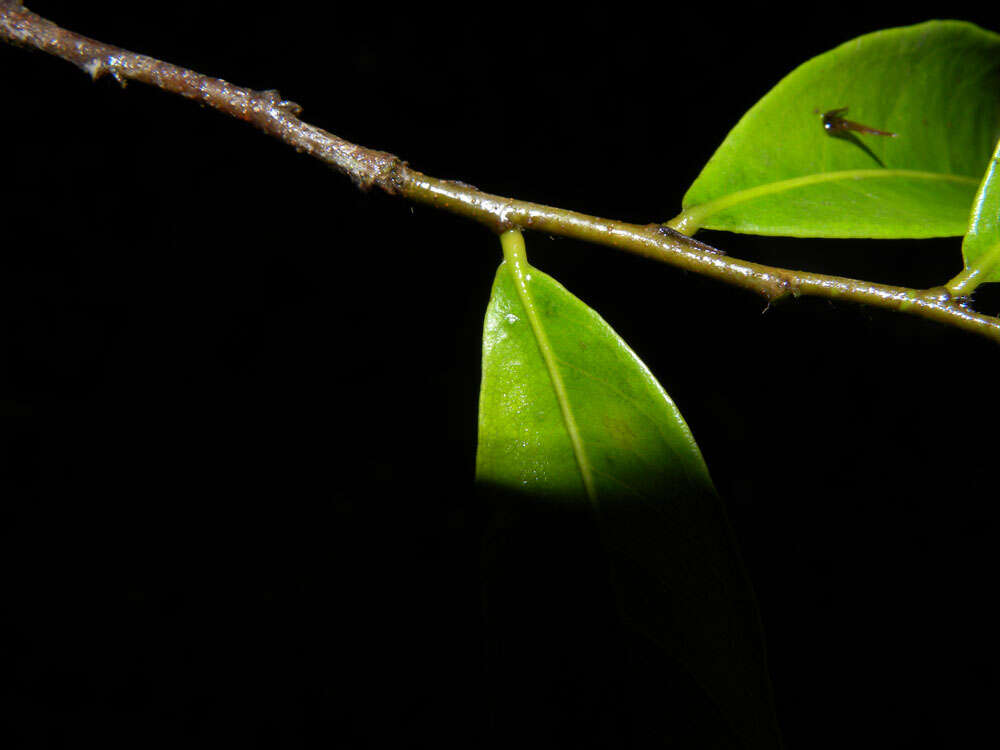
3;3;999;344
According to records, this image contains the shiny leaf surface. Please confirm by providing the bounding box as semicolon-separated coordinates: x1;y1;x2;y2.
673;21;1000;238
477;236;781;749
952;137;1000;292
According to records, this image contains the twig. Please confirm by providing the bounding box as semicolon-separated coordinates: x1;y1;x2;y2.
3;2;999;343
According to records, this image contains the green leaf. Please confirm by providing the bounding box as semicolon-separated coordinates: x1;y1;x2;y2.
672;21;1000;238
950;137;1000;293
477;232;781;749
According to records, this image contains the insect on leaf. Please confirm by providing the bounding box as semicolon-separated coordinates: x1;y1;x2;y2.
672;21;1000;239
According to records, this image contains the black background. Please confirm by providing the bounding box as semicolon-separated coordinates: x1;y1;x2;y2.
2;2;998;748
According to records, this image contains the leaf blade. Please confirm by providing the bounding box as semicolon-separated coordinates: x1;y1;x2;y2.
674;21;1000;238
477;246;781;749
951;137;1000;292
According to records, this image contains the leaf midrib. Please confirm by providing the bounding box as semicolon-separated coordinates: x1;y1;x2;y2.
500;230;597;503
671;168;980;234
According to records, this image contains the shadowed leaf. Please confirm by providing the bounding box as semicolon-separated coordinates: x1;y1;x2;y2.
477;249;782;749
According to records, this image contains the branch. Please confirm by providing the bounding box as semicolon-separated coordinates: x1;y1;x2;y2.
3;3;999;343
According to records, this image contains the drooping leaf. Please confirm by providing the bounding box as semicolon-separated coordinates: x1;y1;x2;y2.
477;232;782;749
951;137;1000;292
672;21;1000;238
